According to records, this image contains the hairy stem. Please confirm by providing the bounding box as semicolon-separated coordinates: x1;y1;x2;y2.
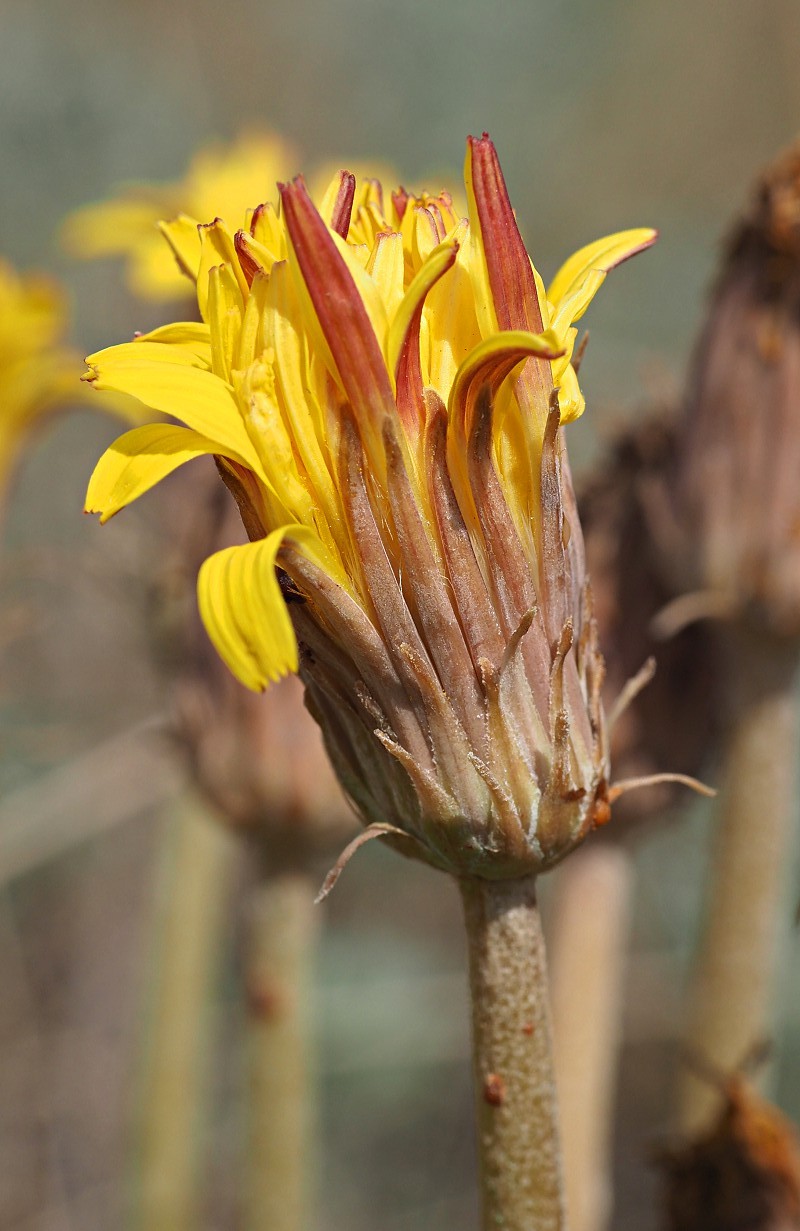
678;631;800;1132
460;875;566;1231
243;867;318;1231
550;842;634;1231
132;792;237;1231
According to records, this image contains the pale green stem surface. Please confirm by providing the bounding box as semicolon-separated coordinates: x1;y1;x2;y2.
460;875;566;1231
678;632;800;1133
243;868;318;1231
550;842;633;1231
131;791;237;1231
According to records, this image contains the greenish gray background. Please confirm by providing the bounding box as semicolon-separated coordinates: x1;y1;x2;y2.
1;1;800;1227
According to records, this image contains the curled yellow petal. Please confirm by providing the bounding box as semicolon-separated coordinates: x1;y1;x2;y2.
85;423;222;522
547;228;657;308
197;531;301;690
387;237;459;378
448;328;564;426
196;523;346;692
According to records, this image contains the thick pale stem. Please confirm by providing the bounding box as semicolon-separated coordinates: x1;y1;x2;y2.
678;632;800;1133
243;868;318;1231
549;843;633;1231
460;875;566;1231
133;793;237;1231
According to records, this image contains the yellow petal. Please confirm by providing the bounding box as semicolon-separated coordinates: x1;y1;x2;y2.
197;219;247;321
197;532;301;690
318;169;356;237
197;524;341;690
549;268;605;334
84;358;265;478
88;341;208;370
61;198;161;258
207;264;244;381
258;263;340;534
85;423;222;522
448;328;564;425
231;359;315;526
547;228;657;308
236;278;263;370
555;362;585;424
423;228;480;397
135;322;212;366
234;229;280;280
315;171;343;225
249;201;286;260
330;229;390;353
128;233;193;300
365;231;405;323
158;214;203;283
387;237;459;378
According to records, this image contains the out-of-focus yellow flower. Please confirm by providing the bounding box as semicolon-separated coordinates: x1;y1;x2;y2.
85;134;655;877
63;131;298;301
0;259;140;496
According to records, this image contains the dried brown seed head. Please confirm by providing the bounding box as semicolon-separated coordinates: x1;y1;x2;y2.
674;140;800;641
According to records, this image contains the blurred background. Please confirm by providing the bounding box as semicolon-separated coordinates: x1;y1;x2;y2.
2;0;800;1227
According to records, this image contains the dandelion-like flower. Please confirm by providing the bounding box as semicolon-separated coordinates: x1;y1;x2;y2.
85;134;655;881
0;258;140;496
63;130;298;300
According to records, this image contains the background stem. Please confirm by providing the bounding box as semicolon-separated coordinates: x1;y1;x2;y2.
132;791;237;1231
677;630;800;1132
550;842;634;1231
460;875;566;1231
243;866;318;1231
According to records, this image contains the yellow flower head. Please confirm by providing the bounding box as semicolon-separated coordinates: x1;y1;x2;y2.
0;259;140;497
85;134;655;877
63;130;298;301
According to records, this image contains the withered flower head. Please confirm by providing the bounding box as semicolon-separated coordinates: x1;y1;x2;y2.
85;135;656;880
658;1069;800;1231
579;411;722;827
674;141;800;639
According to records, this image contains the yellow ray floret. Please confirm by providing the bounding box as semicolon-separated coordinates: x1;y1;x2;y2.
63;131;299;300
85;423;225;523
198;533;300;689
0;259;145;498
197;524;340;690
